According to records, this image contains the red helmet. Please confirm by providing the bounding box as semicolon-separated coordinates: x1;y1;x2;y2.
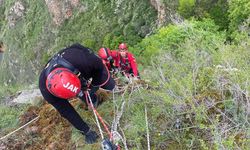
98;47;111;60
119;43;128;51
46;68;81;99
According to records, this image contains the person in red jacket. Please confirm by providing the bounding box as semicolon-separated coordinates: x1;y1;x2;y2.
98;47;115;71
113;43;140;79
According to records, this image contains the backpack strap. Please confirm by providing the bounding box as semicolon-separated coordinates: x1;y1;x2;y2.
44;53;81;78
103;47;113;61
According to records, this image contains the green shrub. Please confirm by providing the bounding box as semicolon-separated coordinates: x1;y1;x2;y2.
228;0;250;41
53;0;157;52
132;19;225;65
208;0;229;30
177;0;229;30
178;0;195;18
228;0;250;33
137;18;249;149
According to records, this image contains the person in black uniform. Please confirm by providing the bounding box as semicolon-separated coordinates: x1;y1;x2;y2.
39;43;115;144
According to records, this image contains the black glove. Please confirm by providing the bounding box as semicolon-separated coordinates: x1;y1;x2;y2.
80;78;89;91
89;85;99;94
85;130;99;144
101;139;118;150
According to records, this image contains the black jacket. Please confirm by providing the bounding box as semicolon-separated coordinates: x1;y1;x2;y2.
39;43;115;133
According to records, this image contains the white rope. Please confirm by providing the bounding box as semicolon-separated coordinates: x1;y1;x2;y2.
111;89;117;133
0;116;40;141
86;92;104;139
145;106;150;150
131;78;150;149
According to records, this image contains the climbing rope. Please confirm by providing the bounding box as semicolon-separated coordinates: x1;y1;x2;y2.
85;91;105;139
0;116;40;141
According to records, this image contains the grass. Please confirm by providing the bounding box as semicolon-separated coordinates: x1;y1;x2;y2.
0;104;27;136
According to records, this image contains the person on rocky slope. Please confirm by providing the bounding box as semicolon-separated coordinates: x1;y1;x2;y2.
98;43;140;80
113;43;140;79
98;47;116;71
38;43;115;144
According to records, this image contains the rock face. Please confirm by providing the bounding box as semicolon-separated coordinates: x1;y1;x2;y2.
0;0;4;6
12;89;43;105
7;1;25;27
150;0;183;26
7;0;86;27
150;0;167;27
44;0;86;25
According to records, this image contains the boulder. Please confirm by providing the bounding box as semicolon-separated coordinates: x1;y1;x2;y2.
12;89;43;105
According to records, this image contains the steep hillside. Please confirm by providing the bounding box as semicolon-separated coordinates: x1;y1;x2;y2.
0;0;158;96
0;0;249;149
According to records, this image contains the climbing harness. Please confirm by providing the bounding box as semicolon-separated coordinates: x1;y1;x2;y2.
119;54;130;72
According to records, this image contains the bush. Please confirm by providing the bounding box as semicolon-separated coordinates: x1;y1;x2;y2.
228;0;250;33
178;0;195;18
177;0;229;30
131;19;225;65
134;18;249;149
228;0;250;40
